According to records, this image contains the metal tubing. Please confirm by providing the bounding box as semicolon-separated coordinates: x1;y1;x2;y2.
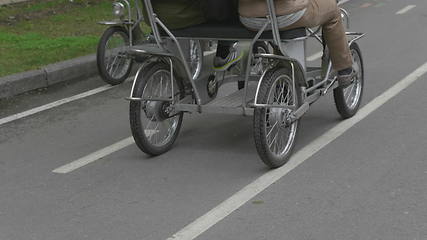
156;18;202;105
304;89;321;104
251;103;296;110
307;28;323;44
143;0;163;48
134;0;142;21
266;0;280;47
291;61;297;107
119;0;133;45
253;67;271;105
254;53;307;77
129;63;147;98
348;33;366;45
120;0;132;25
289;102;309;121
322;77;338;95
168;58;175;104
306;61;332;93
126;97;173;102
340;8;350;29
242;20;271;110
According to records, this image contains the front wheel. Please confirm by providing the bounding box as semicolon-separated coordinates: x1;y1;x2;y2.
97;26;133;85
333;42;364;119
129;62;184;156
253;67;301;168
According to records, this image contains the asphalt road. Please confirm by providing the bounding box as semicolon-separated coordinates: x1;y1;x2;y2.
1;0;427;239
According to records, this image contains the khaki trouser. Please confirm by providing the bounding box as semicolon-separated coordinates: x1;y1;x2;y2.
283;0;352;71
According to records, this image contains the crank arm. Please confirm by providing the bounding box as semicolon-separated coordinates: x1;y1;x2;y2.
322;77;338;95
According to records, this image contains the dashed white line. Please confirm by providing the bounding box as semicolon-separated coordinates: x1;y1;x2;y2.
396;5;416;15
0;85;113;126
165;61;427;240
52;129;163;173
307;51;323;62
52;137;135;174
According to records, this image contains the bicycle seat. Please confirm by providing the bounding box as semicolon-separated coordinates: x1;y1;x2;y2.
161;21;306;40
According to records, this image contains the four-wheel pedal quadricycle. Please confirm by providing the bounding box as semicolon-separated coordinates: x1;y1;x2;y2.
122;0;365;168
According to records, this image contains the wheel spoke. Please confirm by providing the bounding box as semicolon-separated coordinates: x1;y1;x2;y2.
266;121;279;139
108;56;118;75
268;131;278;151
159;75;164;97
345;83;355;103
164;77;170;97
283;86;291;104
145;119;155;133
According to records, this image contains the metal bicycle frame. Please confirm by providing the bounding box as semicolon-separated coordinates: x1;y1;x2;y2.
134;0;365;119
98;0;145;46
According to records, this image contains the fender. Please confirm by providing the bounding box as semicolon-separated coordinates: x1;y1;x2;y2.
256;53;308;88
98;20;128;26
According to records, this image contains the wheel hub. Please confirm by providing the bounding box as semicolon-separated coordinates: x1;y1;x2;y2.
144;101;171;121
268;107;290;127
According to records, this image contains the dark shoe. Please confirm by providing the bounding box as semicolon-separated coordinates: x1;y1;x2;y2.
213;42;243;71
337;68;357;88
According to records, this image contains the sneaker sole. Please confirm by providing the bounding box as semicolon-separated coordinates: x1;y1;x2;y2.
213;53;244;72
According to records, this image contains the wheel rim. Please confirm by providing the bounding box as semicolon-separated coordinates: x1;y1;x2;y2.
264;75;297;157
343;48;363;110
140;69;180;147
189;40;202;80
104;31;131;79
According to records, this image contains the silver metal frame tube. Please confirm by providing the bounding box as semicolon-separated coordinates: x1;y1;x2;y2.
155;18;202;105
242;20;271;110
143;0;164;49
168;58;175;104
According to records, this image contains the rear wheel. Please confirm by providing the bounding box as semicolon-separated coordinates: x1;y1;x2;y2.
253;67;301;168
129;62;184;156
333;43;364;119
97;26;133;85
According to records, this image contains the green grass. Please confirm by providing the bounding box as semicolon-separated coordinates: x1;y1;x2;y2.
0;0;118;77
0;32;98;76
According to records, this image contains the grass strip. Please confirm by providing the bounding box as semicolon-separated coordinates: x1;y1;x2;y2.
0;0;113;77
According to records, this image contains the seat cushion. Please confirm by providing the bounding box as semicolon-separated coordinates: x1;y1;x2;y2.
160;21;306;40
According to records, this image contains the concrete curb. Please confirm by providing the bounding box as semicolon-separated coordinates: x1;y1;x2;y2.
0;0;29;6
0;54;97;99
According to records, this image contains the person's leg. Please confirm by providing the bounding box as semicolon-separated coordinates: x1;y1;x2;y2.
316;1;355;87
285;0;352;71
320;4;352;71
280;0;354;86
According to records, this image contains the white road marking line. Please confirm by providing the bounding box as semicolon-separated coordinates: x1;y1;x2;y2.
0;85;113;126
52;137;135;174
52;130;159;173
307;51;323;62
396;5;416;15
165;61;427;240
